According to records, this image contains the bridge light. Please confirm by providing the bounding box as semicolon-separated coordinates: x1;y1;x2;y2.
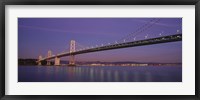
159;33;162;36
115;41;118;44
108;43;110;45
101;44;104;46
177;30;179;33
124;39;126;42
134;37;136;41
145;35;148;39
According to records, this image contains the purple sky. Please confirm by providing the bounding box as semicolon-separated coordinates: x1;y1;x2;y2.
18;18;182;63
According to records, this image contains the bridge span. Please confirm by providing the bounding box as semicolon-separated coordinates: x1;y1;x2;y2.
37;34;182;66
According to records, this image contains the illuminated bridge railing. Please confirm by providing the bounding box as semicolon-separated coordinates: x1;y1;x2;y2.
41;34;182;61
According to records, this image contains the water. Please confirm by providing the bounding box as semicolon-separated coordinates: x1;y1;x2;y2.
18;65;182;82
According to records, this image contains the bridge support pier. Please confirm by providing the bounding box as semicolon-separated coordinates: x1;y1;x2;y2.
47;60;51;66
38;55;42;66
38;62;42;66
69;55;75;66
54;57;60;66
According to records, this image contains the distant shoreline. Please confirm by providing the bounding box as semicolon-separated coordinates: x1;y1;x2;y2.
18;58;182;67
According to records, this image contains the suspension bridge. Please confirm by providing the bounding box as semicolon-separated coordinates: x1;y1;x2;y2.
37;18;182;66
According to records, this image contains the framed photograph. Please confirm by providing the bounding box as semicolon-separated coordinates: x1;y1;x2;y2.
0;0;199;99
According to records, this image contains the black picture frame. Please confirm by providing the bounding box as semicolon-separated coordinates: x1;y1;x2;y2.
0;0;199;100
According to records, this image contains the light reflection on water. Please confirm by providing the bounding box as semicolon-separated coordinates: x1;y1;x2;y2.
18;66;182;82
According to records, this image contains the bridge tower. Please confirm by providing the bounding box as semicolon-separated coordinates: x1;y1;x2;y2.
69;40;76;66
38;55;42;65
47;50;52;66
